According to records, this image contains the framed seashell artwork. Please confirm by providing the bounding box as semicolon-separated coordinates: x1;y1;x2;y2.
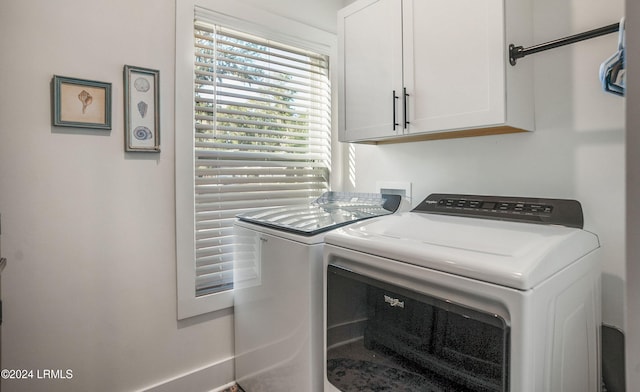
52;75;112;130
124;65;160;152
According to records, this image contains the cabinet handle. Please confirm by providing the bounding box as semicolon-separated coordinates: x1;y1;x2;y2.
403;87;410;129
392;90;399;131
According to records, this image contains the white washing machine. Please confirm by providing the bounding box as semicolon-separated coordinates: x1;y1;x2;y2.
324;193;601;392
233;192;403;392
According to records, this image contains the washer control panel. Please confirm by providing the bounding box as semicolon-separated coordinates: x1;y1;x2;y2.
413;193;584;228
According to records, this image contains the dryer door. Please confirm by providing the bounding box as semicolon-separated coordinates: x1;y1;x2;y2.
326;263;509;392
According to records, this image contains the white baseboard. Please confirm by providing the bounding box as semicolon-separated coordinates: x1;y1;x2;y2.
140;357;235;392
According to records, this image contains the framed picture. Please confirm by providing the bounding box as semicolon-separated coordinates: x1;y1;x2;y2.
124;65;160;152
52;76;112;130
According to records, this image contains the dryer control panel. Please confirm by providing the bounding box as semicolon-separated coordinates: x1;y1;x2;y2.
413;193;584;228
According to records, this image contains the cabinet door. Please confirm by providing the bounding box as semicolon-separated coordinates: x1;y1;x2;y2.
338;0;403;142
403;0;506;134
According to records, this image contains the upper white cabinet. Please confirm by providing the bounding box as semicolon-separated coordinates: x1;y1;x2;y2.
338;0;534;143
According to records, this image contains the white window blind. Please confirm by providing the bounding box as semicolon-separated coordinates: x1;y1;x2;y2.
192;17;332;296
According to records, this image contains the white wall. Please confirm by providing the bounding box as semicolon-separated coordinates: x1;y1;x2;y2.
0;0;628;391
0;0;235;391
626;0;639;387
341;0;626;329
237;0;346;34
0;0;347;391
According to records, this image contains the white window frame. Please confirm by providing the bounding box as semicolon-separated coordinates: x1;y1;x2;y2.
175;0;337;319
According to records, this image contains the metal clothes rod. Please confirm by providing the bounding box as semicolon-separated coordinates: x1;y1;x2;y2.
509;22;620;66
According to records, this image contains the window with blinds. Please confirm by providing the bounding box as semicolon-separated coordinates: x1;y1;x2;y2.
192;19;332;296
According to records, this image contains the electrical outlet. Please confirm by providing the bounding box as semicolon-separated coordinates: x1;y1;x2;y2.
376;181;412;201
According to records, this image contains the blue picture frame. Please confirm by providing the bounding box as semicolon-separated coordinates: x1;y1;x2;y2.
124;65;160;152
52;75;112;130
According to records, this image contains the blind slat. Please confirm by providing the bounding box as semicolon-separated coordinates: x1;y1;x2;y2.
196;175;328;186
196;98;330;120
195;116;329;134
196;167;327;176
195;193;319;215
194;149;329;162
195;78;330;107
195;142;328;156
195;130;331;146
195;158;328;169
195;60;329;90
195;124;331;141
196;183;327;196
195;88;330;112
197;106;329;127
194;21;328;62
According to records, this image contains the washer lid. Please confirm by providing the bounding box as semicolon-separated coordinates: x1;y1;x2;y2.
236;192;402;236
324;212;600;290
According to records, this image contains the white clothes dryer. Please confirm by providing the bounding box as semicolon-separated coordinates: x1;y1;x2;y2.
233;192;403;392
324;193;601;392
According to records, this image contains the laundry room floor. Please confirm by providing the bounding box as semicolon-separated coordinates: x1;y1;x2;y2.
221;384;244;392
